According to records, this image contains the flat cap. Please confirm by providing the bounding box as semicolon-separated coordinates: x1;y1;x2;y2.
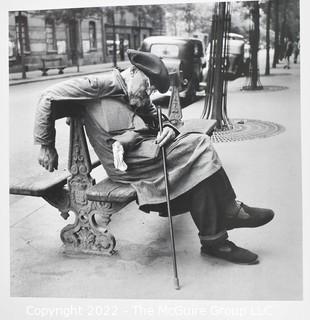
127;49;170;93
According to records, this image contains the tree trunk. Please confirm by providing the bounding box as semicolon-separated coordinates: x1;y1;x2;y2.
251;2;260;88
201;2;231;129
265;0;271;75
272;0;279;68
212;2;226;125
68;17;80;72
279;0;289;61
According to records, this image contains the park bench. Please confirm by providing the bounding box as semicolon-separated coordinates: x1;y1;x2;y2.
39;57;66;76
10;73;216;256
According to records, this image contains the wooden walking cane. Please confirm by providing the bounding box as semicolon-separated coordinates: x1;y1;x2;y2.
157;105;180;290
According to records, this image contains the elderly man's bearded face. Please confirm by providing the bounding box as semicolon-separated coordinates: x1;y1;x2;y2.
126;67;155;109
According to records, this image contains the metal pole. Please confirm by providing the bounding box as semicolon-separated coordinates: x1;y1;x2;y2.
112;9;117;68
157;105;180;290
251;2;259;89
167;72;183;128
100;12;107;63
17;11;26;79
76;17;81;73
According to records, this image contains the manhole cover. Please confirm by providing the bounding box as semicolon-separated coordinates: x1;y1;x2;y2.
211;119;285;143
241;85;288;92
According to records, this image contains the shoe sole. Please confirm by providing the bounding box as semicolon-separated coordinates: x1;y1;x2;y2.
225;214;274;231
201;251;260;265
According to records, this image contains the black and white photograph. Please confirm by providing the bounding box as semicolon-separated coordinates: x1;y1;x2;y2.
4;0;310;318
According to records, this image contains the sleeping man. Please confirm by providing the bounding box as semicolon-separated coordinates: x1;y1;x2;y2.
34;49;274;265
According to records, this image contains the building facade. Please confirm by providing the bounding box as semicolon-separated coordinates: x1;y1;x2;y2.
9;7;166;73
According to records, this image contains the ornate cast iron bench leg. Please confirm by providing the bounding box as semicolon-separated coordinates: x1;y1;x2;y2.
43;117;118;255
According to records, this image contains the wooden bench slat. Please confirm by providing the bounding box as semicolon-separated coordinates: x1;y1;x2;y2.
10;159;101;197
86;178;137;203
10;169;70;196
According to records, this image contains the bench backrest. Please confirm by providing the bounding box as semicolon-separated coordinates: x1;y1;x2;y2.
42;58;63;68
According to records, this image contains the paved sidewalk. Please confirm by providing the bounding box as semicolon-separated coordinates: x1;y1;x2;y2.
10;61;302;301
9;60;131;86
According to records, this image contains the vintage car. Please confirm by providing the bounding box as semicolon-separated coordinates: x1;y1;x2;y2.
140;36;205;104
202;32;246;82
226;33;246;79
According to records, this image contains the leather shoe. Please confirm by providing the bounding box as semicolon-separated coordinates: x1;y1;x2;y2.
201;240;259;265
225;202;274;231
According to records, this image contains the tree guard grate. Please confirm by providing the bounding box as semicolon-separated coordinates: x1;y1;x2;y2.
211;119;285;143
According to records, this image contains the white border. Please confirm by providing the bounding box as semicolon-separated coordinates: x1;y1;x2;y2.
2;0;309;319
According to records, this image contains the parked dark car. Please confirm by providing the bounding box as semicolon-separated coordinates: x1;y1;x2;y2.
225;33;246;80
202;33;246;82
140;36;205;104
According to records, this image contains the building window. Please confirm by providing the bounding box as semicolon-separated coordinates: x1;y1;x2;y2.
120;10;126;25
89;21;97;50
15;14;30;53
45;18;57;52
9;38;16;59
119;35;130;61
107;11;114;25
106;33;114;56
133;34;139;50
142;18;147;28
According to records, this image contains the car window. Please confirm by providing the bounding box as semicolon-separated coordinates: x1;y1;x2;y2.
193;42;203;57
228;39;244;54
150;44;179;58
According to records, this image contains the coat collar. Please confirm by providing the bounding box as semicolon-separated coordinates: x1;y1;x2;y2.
113;68;128;97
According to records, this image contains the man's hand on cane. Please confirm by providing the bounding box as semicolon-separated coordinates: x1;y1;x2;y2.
155;126;176;147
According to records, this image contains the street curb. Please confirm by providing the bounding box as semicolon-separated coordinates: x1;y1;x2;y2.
9;68;114;86
9;62;131;86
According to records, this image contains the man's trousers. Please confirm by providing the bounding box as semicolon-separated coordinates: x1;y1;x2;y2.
153;167;236;246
